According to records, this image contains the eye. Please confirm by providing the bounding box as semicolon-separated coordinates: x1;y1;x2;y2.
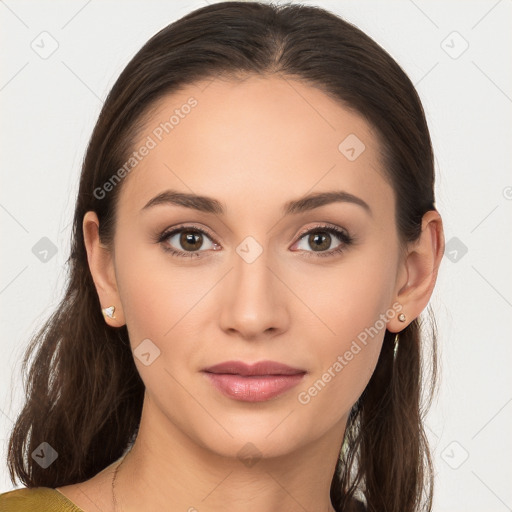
156;223;354;259
291;224;354;258
157;225;220;258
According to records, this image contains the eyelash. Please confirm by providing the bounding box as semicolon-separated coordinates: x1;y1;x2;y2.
156;223;354;259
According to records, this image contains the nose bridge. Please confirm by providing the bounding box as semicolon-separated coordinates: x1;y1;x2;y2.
234;245;273;299
219;239;286;337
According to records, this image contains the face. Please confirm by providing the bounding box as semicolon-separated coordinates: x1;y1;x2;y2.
108;75;403;458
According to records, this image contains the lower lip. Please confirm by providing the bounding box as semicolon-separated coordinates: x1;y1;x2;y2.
203;372;306;402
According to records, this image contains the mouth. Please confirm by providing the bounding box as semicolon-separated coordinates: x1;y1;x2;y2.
201;360;307;402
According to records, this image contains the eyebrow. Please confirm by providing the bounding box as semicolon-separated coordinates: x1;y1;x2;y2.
141;189;372;216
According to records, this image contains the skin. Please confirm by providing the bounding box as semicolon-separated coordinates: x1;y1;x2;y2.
57;75;444;512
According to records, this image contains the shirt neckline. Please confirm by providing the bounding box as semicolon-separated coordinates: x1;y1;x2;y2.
53;487;86;511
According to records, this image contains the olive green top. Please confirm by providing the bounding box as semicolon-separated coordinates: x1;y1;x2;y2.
0;487;84;511
0;485;368;511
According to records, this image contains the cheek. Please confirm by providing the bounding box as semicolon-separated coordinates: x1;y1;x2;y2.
113;239;190;356
117;268;171;343
295;299;386;423
114;240;217;386
291;245;396;343
293;250;396;413
114;225;202;333
113;252;201;425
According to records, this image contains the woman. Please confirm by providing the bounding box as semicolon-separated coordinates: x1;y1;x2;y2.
1;2;444;511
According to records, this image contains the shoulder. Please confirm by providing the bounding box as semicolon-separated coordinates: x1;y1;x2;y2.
0;487;84;511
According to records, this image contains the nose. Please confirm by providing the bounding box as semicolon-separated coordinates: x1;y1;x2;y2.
218;250;289;341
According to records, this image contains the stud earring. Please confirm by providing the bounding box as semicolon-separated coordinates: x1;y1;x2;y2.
398;312;406;322
102;306;116;319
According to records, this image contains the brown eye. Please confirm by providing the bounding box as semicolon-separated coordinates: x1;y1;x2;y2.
307;232;332;252
292;225;354;258
179;230;204;252
158;226;219;257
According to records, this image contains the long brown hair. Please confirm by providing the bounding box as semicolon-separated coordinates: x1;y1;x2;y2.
6;2;439;511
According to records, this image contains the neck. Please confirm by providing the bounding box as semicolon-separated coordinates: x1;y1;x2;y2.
112;399;345;512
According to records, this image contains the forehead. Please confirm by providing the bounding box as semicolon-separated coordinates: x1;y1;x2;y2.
116;75;392;221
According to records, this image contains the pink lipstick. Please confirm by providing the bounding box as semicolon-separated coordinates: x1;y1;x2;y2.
202;360;306;402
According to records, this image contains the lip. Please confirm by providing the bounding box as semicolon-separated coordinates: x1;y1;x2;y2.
203;360;306;376
202;360;307;402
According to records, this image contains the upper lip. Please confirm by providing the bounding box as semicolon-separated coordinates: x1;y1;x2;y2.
202;360;306;376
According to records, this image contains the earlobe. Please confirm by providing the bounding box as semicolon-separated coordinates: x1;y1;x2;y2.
82;211;125;327
388;210;444;333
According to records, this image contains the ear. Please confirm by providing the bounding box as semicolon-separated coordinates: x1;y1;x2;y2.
387;210;444;333
83;211;126;327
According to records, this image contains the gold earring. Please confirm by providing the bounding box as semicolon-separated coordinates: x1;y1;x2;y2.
398;312;406;322
102;306;116;319
394;333;399;359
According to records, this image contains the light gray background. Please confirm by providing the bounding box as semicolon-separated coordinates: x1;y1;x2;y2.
1;1;511;511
